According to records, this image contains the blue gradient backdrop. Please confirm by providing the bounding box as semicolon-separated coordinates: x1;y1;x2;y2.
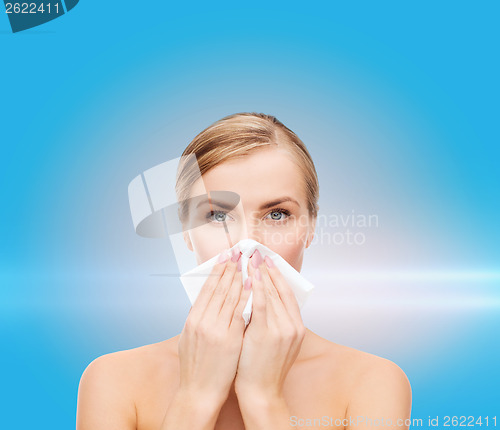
1;1;499;428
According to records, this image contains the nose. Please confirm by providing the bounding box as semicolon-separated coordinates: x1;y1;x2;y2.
246;225;262;244
229;217;262;246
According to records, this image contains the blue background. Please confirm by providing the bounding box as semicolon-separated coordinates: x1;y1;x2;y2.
1;1;499;428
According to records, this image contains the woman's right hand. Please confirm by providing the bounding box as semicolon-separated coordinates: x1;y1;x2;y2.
177;247;251;408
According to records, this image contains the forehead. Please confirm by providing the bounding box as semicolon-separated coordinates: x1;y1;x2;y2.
190;147;307;206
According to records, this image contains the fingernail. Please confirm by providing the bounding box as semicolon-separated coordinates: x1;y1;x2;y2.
255;268;261;281
237;258;242;272
217;249;229;264
244;277;252;290
231;246;240;262
264;255;275;268
251;249;262;268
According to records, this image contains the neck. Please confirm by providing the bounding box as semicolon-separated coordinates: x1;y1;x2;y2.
295;327;322;363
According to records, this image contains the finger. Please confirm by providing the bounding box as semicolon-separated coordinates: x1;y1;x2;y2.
258;261;290;326
256;261;302;347
248;251;267;327
263;255;302;323
248;250;283;313
204;248;241;320
189;249;231;320
219;252;244;325
229;274;252;332
258;259;281;302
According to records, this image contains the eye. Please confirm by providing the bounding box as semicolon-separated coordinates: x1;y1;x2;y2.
265;208;291;222
207;210;229;223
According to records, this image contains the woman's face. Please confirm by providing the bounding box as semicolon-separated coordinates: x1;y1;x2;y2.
183;146;316;271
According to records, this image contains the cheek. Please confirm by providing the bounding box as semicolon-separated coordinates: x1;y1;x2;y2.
270;242;305;271
189;226;231;264
260;224;309;270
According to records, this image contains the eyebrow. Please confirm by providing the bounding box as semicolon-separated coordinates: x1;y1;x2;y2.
259;197;301;210
195;198;235;211
194;196;300;211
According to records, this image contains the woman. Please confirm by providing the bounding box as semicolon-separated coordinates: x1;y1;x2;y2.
76;113;412;430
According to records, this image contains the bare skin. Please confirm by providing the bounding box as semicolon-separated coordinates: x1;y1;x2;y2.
77;146;411;429
77;328;411;430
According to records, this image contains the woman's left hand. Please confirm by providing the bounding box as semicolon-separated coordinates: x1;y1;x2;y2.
234;249;306;401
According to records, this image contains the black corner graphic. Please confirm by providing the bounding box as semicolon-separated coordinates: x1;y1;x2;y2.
63;0;77;12
4;0;80;33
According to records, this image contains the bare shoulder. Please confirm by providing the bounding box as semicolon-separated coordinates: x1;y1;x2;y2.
344;346;410;399
331;341;410;387
305;330;411;405
79;339;173;379
77;336;180;430
330;343;412;427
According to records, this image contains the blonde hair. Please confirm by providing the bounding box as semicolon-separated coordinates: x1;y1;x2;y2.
175;112;319;223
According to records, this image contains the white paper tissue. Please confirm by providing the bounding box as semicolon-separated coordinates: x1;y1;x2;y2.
179;239;315;326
